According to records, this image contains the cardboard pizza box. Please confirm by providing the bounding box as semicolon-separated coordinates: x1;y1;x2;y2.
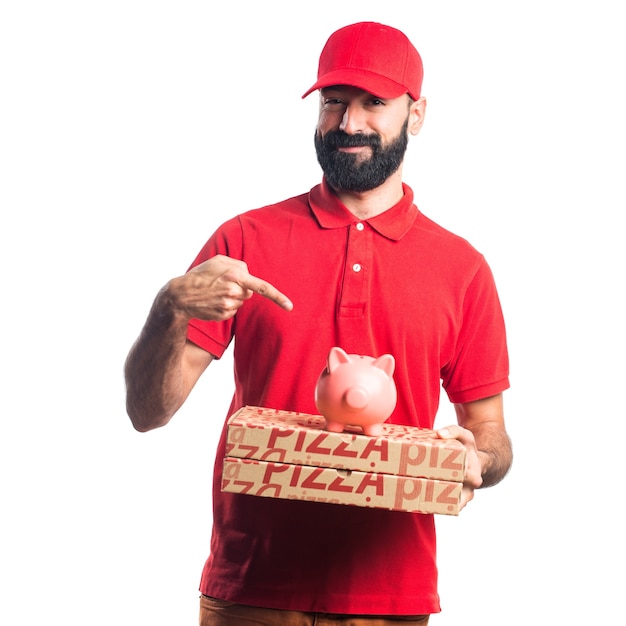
222;456;462;515
225;405;466;482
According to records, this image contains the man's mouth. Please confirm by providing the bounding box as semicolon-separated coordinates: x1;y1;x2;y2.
337;145;372;153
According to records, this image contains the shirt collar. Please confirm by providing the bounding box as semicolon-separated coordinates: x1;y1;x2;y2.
308;177;418;241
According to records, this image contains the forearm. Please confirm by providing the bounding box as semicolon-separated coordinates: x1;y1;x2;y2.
473;423;513;488
124;285;191;432
453;395;513;488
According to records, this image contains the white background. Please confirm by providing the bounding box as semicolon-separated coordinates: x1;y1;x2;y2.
1;1;624;624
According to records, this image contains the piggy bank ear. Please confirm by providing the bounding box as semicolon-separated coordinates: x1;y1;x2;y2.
327;346;351;372
373;354;395;378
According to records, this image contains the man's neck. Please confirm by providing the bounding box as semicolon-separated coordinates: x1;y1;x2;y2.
331;170;405;220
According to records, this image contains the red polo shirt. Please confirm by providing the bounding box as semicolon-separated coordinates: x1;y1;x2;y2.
187;179;509;615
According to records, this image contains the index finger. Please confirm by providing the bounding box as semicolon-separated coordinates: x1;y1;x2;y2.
240;273;293;311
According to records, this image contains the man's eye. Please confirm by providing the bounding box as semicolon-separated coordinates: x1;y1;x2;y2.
323;99;345;110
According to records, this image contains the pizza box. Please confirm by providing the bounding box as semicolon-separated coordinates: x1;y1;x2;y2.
222;456;462;515
225;405;466;482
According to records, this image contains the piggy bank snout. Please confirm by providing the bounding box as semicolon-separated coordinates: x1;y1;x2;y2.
344;386;369;409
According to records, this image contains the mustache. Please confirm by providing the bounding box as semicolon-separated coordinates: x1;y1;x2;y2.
320;130;382;150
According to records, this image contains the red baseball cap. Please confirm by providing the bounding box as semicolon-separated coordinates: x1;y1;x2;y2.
302;22;423;100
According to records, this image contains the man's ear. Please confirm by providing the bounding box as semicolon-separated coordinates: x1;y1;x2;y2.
408;97;427;136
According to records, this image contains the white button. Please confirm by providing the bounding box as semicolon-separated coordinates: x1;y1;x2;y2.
356;222;364;231
352;263;362;272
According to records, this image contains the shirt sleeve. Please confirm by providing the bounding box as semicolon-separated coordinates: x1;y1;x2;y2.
441;257;510;403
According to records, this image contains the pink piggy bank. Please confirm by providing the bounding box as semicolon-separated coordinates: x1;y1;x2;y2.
315;346;397;437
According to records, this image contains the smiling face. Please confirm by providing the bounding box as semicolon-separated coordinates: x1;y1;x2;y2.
314;86;426;193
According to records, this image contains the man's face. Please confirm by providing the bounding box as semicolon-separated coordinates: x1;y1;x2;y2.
314;86;412;193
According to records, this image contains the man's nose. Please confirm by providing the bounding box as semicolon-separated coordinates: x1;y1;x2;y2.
339;104;366;134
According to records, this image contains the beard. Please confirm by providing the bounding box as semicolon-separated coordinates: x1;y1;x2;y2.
314;119;409;193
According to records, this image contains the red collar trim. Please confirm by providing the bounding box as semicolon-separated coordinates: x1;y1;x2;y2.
308;178;418;240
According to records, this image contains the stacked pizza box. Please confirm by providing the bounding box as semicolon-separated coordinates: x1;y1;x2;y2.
222;405;466;515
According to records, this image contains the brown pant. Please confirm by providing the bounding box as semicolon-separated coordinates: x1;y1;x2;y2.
199;595;430;626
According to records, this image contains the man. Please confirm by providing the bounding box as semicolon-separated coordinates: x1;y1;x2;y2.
125;21;513;625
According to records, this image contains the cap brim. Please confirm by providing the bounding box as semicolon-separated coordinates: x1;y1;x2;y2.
302;69;408;99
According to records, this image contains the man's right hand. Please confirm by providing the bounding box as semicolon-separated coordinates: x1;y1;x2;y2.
165;254;293;322
125;255;292;431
